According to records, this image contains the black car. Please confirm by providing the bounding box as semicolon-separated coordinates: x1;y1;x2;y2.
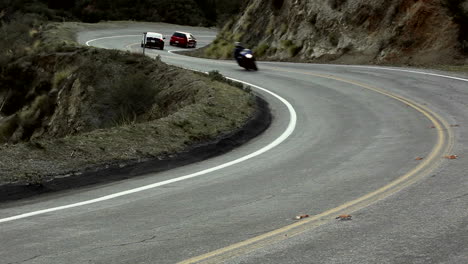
141;32;165;50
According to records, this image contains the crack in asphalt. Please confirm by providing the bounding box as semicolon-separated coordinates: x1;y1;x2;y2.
449;192;468;200
91;234;159;251
229;194;277;210
7;254;42;264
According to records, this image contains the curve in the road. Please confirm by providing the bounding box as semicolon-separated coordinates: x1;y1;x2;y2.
0;78;297;224
85;35;140;46
27;34;456;257
2;29;465;264
177;68;455;264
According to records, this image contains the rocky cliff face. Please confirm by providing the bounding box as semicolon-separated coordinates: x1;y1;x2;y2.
218;0;468;65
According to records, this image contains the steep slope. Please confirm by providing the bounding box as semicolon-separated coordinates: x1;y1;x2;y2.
210;0;468;65
0;20;259;186
0;0;246;26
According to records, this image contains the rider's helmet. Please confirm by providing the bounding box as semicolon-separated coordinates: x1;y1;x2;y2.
234;42;243;48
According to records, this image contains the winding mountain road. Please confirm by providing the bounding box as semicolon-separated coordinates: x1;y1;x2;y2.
1;23;467;264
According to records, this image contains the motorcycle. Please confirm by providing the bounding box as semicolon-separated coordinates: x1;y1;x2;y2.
235;49;258;71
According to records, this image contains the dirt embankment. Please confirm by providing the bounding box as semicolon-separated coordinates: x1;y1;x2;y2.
205;0;468;65
0;22;266;194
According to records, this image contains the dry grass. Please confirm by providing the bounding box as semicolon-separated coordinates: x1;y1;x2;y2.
430;65;468;74
0;22;256;184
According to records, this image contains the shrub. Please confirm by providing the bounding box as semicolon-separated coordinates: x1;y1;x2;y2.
281;39;293;48
52;67;75;90
288;45;302;57
0;13;40;60
204;40;234;59
254;43;269;57
109;72;157;124
208;70;225;82
279;23;288;36
0;114;19;143
207;70;244;90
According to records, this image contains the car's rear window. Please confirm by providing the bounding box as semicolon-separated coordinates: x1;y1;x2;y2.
173;32;186;38
146;33;162;39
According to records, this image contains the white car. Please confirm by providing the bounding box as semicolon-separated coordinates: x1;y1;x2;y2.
141;32;165;50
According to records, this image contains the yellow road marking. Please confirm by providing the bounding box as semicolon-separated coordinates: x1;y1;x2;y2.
178;67;454;264
88;37;452;262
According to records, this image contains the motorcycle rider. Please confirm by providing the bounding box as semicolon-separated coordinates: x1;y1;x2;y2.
233;41;258;70
233;42;245;63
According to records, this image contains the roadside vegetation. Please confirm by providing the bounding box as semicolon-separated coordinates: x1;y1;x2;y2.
190;0;468;72
0;6;256;184
0;0;248;26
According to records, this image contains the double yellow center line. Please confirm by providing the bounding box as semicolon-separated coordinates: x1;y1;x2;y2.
178;66;454;264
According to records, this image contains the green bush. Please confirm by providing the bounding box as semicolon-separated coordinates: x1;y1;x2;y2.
279;23;288;36
75;53;159;127
281;39;293;48
208;70;225;82
111;72;156;119
205;40;235;59
52;67;75;90
254;43;269;57
0;115;19;143
0;13;40;60
2;0;247;27
207;70;244;90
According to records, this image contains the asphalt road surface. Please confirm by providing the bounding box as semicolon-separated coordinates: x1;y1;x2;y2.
1;22;467;264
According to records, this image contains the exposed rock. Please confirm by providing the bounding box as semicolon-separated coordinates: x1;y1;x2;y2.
220;0;468;65
46;76;92;138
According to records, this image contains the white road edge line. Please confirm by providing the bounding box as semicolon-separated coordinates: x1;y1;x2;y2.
168;49;186;54
85;35;215;47
87;35;468;83
4;34;465;224
85;35;141;46
0;78;297;224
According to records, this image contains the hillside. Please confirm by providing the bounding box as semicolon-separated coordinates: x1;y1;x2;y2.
0;13;262;188
204;0;468;65
0;0;246;26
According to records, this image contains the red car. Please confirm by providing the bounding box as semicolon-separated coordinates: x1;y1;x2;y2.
169;31;197;48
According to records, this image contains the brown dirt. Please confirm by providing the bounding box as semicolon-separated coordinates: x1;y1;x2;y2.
0;23;258;187
203;0;468;67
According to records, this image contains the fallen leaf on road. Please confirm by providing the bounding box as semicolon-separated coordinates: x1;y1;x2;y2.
415;157;424;160
444;155;458;159
294;214;309;220
336;214;352;220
